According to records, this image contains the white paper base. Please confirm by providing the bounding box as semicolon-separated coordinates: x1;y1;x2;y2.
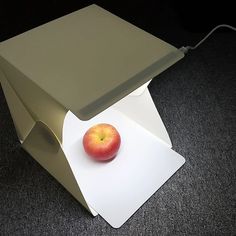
63;109;185;228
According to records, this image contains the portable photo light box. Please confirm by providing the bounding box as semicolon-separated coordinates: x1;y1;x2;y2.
0;4;185;228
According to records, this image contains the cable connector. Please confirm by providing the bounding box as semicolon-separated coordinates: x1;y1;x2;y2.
179;46;190;54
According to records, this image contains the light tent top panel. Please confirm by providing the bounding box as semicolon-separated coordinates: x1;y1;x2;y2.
0;4;183;120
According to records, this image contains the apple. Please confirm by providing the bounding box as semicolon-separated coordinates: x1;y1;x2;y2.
82;123;121;161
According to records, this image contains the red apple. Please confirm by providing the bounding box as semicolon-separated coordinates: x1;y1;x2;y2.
82;123;121;161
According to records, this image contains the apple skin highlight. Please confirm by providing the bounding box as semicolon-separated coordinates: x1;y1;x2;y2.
83;123;121;161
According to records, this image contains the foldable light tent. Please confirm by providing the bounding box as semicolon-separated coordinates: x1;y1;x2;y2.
0;4;185;228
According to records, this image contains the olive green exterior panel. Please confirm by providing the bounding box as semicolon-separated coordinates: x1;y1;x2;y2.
0;57;67;143
0;4;184;121
0;69;35;141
